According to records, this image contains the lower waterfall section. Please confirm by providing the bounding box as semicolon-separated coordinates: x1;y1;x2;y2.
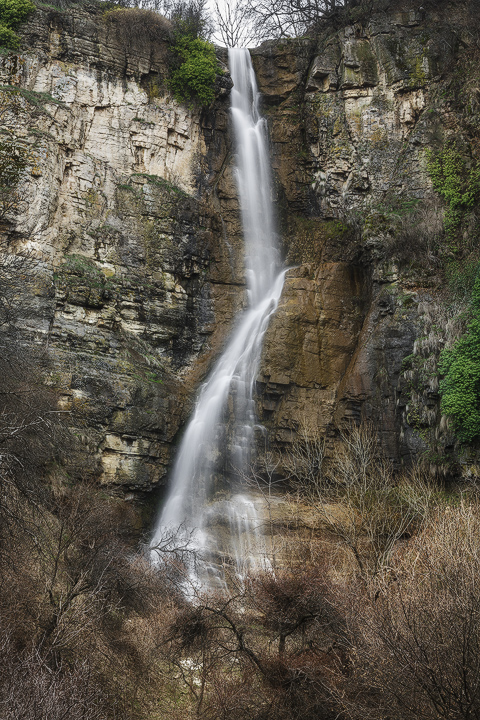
150;48;284;590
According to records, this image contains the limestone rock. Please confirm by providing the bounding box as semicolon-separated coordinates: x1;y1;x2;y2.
2;1;468;490
1;3;244;489
251;8;459;463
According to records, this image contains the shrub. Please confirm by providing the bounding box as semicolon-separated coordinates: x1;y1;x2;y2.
350;503;480;720
169;33;218;107
445;255;480;299
386;197;444;272
439;275;480;442
103;7;171;48
0;22;18;46
0;0;35;49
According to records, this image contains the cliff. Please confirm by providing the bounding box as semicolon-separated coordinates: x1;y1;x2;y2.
2;2;244;490
3;0;478;493
249;2;480;475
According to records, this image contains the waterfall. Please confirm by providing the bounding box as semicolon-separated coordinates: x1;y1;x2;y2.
150;48;284;589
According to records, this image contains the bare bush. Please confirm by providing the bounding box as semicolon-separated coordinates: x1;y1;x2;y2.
349;502;480;720
0;630;111;720
287;422;433;578
154;549;347;720
104;6;172;51
388;196;445;271
0;478;172;718
284;419;326;490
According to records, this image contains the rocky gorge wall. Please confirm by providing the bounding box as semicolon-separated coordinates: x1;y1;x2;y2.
251;6;466;466
1;2;244;491
2;1;473;495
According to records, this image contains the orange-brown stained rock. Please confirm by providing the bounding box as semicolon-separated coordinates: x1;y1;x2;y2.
258;261;371;446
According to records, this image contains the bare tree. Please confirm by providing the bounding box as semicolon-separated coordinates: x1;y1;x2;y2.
212;0;255;47
348;502;480;720
288;422;433;579
245;0;343;41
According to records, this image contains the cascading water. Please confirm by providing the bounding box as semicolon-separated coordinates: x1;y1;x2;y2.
150;48;285;589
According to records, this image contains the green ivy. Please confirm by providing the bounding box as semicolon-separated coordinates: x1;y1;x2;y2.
439;276;480;442
427;142;480;237
169;34;218;107
445;256;480;298
0;0;35;49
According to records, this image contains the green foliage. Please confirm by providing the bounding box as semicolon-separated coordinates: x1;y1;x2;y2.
0;0;34;26
0;0;35;49
427;142;480;237
439;276;480;442
0;22;18;46
169;34;218;107
445;256;480;298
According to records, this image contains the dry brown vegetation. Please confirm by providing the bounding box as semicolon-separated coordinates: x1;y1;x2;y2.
3;358;480;720
103;6;172;49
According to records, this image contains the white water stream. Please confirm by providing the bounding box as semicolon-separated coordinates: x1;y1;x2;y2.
150;48;284;589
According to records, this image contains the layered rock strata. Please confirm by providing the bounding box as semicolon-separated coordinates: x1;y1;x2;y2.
2;3;241;489
3;2;469;490
251;7;460;462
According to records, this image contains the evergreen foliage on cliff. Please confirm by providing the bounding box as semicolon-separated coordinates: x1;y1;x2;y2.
169;33;218;106
439;277;480;442
427;143;480;238
0;0;34;48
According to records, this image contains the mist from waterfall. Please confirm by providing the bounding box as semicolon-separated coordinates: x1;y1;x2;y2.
150;48;284;589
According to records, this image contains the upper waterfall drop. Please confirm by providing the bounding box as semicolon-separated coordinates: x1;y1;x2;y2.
150;48;285;587
229;48;279;305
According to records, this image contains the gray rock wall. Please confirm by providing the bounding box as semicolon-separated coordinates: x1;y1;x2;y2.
2;3;243;489
250;6;461;464
3;2;470;491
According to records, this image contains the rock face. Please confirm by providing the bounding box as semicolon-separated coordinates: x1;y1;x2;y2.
3;3;243;489
2;2;468;490
250;7;460;463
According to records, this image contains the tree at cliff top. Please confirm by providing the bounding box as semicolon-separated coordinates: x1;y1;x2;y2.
212;0;390;44
213;0;475;45
0;0;34;49
211;0;255;47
